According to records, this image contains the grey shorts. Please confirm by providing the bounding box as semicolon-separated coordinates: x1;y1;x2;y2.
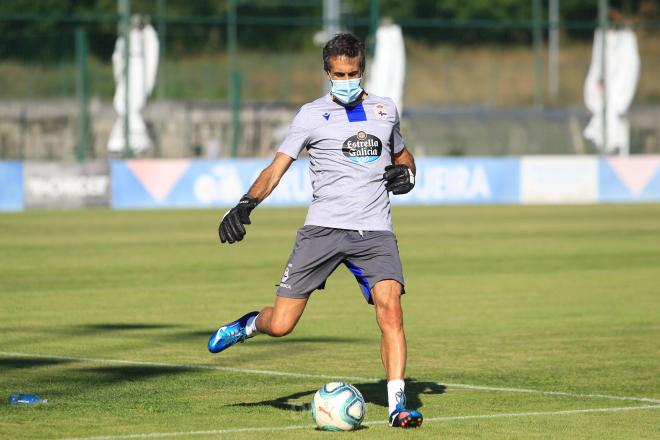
276;225;405;304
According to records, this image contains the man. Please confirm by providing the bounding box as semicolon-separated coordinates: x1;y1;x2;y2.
209;33;422;429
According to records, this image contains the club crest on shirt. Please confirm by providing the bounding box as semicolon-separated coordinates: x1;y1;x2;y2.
374;103;388;120
342;131;383;164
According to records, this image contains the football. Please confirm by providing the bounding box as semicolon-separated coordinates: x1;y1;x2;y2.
311;382;366;431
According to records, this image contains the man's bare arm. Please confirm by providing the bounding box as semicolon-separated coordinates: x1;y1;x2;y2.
246;152;295;203
392;147;416;175
218;152;294;244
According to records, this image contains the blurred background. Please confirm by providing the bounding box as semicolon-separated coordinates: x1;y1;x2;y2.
1;0;659;161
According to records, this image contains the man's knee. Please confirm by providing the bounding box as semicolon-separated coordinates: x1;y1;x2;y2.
267;310;300;337
268;319;295;337
372;280;403;308
376;303;403;331
373;281;404;331
265;296;307;337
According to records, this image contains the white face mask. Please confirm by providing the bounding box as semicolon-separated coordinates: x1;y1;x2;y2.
330;77;363;105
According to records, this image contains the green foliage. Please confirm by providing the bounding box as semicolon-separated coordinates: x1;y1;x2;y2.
1;0;660;61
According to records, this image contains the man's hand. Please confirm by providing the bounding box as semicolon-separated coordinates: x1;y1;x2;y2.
218;195;259;244
383;164;415;195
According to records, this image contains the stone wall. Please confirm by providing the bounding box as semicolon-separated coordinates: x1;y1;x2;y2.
0;100;297;160
1;100;659;159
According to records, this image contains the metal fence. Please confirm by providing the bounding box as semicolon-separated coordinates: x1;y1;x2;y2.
1;1;659;160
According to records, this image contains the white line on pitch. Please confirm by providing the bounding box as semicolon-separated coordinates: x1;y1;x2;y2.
54;424;312;440
442;383;660;404
2;351;659;405
420;404;660;423
53;405;660;440
0;351;371;381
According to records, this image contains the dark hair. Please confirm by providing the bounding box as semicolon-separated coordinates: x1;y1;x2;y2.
323;33;366;73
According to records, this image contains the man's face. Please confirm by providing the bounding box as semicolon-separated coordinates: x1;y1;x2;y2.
326;55;362;80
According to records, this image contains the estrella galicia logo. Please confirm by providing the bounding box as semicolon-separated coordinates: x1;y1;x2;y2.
342;131;383;164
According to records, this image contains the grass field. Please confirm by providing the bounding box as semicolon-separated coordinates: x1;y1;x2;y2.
1;205;659;439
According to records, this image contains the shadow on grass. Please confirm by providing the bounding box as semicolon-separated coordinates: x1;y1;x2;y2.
76;323;181;332
6;363;199;399
169;330;368;346
315;425;371;432
0;356;72;369
59;325;367;348
247;336;370;346
230;379;445;412
77;365;192;383
0;323;182;348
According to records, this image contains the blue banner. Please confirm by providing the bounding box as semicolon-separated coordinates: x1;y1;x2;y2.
111;157;520;209
0;161;24;211
598;157;660;202
5;156;660;212
392;157;520;205
111;159;312;209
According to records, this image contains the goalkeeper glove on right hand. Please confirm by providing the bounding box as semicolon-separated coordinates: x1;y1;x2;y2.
383;164;415;195
218;195;258;244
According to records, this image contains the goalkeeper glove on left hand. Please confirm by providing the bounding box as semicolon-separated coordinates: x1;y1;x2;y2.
383;164;415;195
218;195;259;244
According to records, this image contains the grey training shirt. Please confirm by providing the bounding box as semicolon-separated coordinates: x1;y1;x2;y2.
278;93;404;231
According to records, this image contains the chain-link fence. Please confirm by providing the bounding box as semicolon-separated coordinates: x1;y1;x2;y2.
1;0;659;160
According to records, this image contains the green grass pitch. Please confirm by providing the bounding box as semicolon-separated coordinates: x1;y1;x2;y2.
1;205;659;439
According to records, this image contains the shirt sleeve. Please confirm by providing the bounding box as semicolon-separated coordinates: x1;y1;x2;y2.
390;100;405;154
277;106;311;159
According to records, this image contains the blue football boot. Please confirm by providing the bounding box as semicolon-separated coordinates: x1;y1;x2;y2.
208;311;259;353
389;403;423;428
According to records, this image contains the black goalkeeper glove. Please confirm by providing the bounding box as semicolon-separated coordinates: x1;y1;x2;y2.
218;195;259;244
383;164;415;195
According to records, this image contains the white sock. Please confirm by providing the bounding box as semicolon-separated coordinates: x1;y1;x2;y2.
387;379;406;415
245;314;259;336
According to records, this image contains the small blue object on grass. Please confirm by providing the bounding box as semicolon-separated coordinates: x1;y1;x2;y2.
8;394;48;405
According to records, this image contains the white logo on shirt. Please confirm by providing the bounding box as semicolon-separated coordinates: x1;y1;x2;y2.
374;103;388;120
